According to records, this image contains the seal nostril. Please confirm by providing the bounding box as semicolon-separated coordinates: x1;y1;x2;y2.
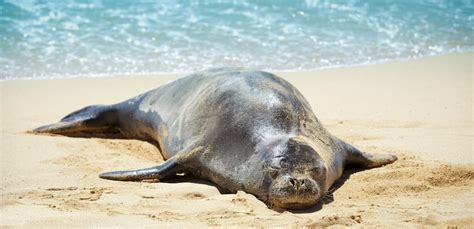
300;179;305;186
289;177;296;187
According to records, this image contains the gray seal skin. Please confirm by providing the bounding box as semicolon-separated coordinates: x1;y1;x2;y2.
34;68;397;210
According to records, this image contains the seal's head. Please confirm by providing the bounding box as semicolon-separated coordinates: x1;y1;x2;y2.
264;137;327;209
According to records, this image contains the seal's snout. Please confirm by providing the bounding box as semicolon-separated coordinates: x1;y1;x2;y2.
269;175;320;209
287;176;312;191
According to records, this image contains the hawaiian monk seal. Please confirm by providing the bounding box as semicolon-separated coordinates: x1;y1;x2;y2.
34;68;397;210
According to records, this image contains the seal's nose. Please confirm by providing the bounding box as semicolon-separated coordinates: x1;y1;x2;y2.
270;175;320;209
288;176;311;190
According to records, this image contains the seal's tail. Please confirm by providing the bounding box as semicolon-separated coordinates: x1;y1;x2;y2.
32;104;122;138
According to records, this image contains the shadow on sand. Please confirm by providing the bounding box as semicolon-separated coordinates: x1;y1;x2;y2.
160;166;365;214
32;132;367;213
163;174;233;194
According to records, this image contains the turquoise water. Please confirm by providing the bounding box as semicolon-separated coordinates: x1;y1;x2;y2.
1;0;473;80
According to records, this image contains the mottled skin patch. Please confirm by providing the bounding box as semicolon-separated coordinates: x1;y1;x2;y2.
34;68;397;210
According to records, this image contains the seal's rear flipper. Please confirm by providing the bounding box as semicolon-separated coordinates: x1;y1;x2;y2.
33;104;120;137
344;143;397;168
99;157;184;182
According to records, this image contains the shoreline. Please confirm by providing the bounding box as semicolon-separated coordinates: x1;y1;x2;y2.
1;53;473;227
2;51;472;82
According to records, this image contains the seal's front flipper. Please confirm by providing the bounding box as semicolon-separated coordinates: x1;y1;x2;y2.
33;105;120;137
100;147;204;182
344;144;397;168
99;157;184;182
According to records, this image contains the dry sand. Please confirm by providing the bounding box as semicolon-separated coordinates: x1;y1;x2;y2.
1;53;473;227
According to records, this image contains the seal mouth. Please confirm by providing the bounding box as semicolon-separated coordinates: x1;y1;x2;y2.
269;191;320;209
272;201;318;210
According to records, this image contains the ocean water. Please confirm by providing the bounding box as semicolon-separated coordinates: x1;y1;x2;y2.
1;0;473;80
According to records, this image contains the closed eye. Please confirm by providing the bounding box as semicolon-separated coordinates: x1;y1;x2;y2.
310;167;323;175
266;165;281;178
269;166;281;170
